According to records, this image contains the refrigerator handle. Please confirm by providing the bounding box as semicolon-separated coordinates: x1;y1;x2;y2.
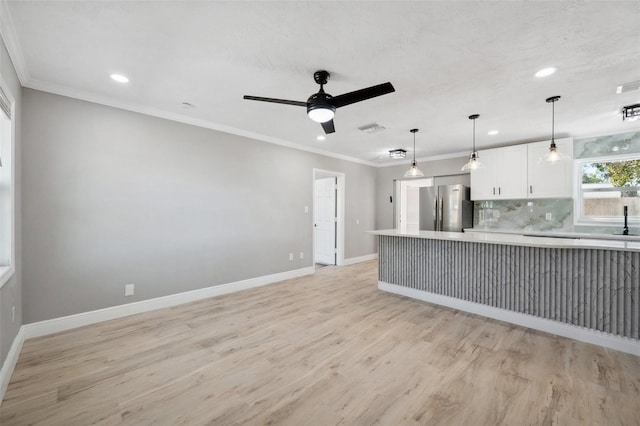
439;195;444;231
433;196;438;231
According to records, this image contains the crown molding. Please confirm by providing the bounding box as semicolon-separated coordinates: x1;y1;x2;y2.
25;78;380;167
375;150;469;168
0;0;30;85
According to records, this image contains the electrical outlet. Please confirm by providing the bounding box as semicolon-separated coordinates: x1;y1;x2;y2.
545;212;553;221
299;251;304;259
11;306;15;324
125;284;135;296
289;253;294;261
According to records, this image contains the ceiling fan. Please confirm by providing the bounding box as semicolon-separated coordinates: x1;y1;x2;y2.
243;70;395;134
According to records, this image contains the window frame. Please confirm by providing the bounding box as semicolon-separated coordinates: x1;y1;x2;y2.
0;77;15;289
573;153;640;227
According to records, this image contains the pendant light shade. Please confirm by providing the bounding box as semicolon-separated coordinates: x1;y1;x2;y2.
405;129;424;178
461;114;484;172
539;96;570;163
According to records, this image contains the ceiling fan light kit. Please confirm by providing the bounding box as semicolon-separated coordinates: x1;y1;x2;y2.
243;70;395;134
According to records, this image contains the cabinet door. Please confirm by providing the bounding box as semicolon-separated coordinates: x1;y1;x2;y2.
470;149;497;200
495;144;528;199
527;138;573;198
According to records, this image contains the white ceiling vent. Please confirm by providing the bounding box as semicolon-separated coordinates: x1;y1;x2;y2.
358;123;386;133
616;80;640;94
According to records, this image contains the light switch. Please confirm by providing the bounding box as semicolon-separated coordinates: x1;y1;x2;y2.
304;206;309;213
545;212;553;220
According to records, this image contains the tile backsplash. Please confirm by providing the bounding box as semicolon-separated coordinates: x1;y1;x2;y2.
574;131;640;159
473;199;573;231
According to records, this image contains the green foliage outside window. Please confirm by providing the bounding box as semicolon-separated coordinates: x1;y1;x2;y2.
582;160;640;187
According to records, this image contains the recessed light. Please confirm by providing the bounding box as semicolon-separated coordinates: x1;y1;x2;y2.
110;73;129;83
488;130;499;136
535;67;557;78
316;135;326;141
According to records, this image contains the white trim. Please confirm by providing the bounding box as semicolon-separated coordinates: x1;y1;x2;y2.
376;150;469;167
573;152;640;227
0;265;14;289
0;326;24;405
0;76;15;289
379;281;640;356
24;79;380;168
0;1;30;85
342;253;378;265
22;267;314;340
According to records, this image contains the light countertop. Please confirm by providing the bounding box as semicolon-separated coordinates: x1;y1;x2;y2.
370;229;640;252
464;227;640;242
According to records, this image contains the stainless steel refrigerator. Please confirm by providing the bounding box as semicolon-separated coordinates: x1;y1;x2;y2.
419;184;473;232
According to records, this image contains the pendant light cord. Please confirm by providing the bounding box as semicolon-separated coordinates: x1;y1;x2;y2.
545;96;560;148
472;118;476;152
410;129;419;164
413;132;416;163
551;100;555;143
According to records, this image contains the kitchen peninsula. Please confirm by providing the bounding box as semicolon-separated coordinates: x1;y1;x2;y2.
371;229;640;355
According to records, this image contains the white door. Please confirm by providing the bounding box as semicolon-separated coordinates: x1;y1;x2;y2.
397;178;434;232
405;186;420;233
314;177;336;265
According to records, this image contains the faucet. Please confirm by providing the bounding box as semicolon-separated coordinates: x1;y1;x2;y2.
623;205;629;235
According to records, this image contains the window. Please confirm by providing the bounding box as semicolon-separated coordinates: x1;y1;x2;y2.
575;154;640;225
0;81;14;288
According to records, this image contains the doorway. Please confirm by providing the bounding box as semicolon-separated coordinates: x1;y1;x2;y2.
313;169;345;266
394;178;434;232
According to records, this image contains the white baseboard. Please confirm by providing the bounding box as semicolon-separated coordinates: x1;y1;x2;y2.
342;253;378;266
0;327;25;404
23;267;315;340
379;281;640;356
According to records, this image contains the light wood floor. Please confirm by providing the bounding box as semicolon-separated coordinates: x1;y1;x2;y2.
2;261;639;425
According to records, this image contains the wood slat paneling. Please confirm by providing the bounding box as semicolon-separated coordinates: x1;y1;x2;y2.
379;236;640;340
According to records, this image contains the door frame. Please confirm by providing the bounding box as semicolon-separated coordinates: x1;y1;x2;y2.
312;168;345;266
394;178;434;230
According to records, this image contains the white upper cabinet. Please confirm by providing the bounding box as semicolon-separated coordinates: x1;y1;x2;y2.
527;138;573;199
470;139;573;201
470;145;528;200
469;149;497;200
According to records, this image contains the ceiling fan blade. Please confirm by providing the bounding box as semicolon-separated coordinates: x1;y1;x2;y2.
321;119;335;134
243;95;306;107
332;82;395;108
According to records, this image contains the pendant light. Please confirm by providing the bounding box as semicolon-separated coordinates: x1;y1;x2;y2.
405;128;424;178
540;96;570;163
461;114;484;172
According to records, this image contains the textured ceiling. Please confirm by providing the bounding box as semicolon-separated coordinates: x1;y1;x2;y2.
2;1;640;166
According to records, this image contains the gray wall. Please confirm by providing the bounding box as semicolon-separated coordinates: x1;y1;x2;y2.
0;38;22;368
22;89;377;323
375;157;470;229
